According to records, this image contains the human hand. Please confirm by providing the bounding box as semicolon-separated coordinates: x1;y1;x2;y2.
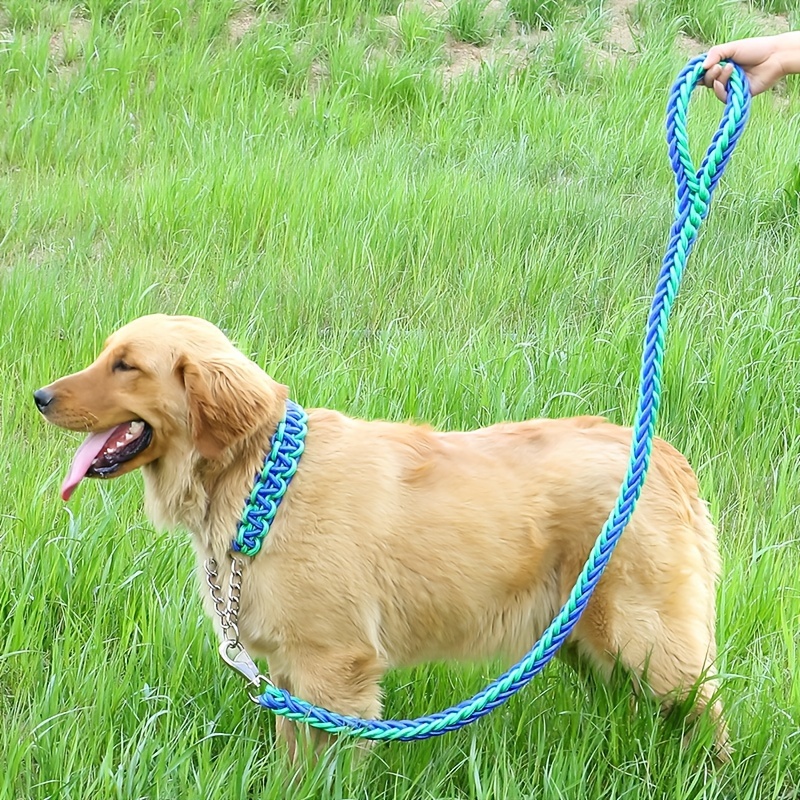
701;32;800;101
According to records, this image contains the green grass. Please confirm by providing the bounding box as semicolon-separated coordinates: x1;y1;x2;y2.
653;0;765;42
2;0;800;797
447;0;494;45
508;0;566;29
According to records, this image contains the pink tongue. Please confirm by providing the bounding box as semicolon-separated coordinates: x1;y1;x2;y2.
61;426;124;501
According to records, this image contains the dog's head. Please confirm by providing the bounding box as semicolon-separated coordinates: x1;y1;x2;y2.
35;315;287;500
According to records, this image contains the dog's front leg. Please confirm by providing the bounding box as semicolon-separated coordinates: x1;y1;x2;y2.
282;646;386;762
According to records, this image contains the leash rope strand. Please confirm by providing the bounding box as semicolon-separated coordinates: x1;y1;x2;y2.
237;58;750;739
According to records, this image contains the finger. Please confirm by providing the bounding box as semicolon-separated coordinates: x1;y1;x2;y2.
702;47;722;70
702;44;733;70
702;64;722;88
713;79;727;102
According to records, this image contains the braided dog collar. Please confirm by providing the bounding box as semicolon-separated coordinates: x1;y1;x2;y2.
232;399;308;557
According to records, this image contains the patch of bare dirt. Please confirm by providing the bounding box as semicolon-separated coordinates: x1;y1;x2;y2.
605;0;635;52
49;16;92;79
676;32;705;57
443;38;486;82
28;243;58;267
228;5;259;44
49;17;91;61
749;6;789;36
442;23;548;83
308;59;329;94
376;13;400;33
503;27;547;53
485;0;505;22
403;0;448;20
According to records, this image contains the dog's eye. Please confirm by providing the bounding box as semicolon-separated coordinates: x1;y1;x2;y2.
113;359;137;373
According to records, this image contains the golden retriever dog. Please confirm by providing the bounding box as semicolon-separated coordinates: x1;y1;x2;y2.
34;314;728;760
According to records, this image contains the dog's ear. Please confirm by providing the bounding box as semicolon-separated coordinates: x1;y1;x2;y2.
176;353;288;460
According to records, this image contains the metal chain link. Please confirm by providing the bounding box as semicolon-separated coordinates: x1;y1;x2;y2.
205;555;271;691
204;556;242;644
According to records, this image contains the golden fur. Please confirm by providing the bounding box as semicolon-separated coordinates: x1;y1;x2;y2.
37;314;729;759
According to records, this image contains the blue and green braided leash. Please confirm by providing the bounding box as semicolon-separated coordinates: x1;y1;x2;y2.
248;58;751;739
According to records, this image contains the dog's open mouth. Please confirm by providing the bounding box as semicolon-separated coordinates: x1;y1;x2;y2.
61;421;153;501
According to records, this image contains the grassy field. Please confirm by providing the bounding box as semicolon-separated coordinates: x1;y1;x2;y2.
2;0;800;797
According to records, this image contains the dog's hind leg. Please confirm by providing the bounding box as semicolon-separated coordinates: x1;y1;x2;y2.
574;595;730;762
636;650;729;762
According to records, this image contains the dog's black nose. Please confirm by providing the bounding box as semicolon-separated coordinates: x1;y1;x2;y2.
34;388;55;412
